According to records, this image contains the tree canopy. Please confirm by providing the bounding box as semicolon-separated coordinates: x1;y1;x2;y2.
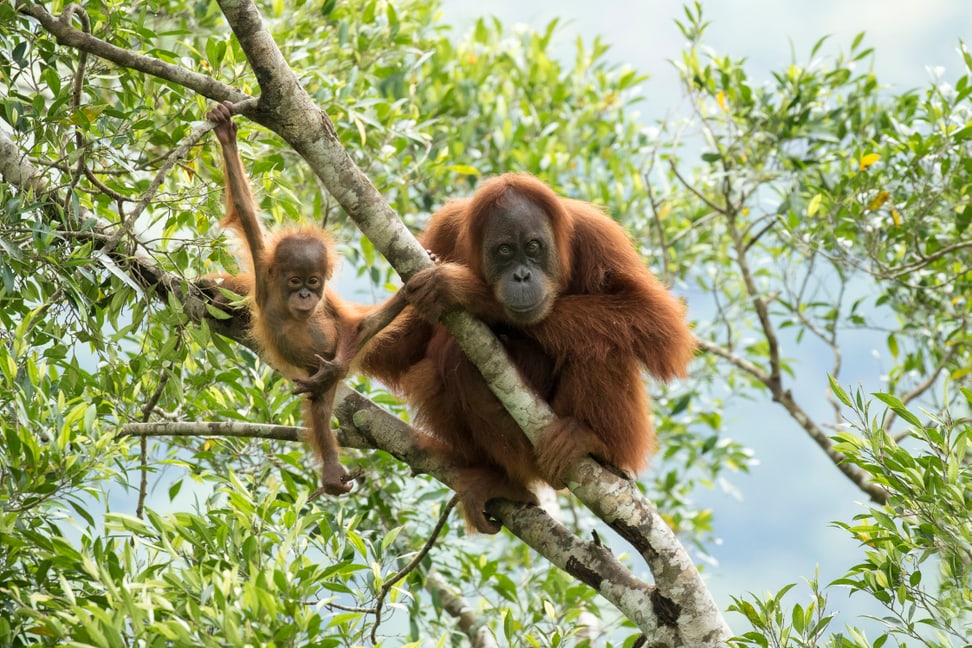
1;1;969;646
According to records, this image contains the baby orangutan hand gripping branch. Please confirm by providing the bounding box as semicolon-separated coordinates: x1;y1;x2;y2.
363;174;696;533
206;102;405;498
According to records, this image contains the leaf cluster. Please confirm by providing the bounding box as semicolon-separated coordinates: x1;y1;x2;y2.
2;0;971;644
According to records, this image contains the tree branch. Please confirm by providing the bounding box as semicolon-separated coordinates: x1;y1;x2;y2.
121;420;302;441
723;202;784;396
332;388;686;643
126;387;672;640
674;133;887;504
424;569;499;648
370;495;459;644
209;13;728;636
696;337;888;504
0;128;249;344
18;2;248;105
884;239;972;279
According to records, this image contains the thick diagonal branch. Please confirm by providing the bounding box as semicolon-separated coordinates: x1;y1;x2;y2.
214;7;728;641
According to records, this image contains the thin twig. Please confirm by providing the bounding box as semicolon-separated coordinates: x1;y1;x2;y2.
721;190;783;395
135;367;172;520
103;97;260;255
84;165;130;202
643;157;674;280
102;120;218;255
741;215;778;255
370;495;459;644
695;337;771;383
667;159;729;216
697;336;888;503
886;240;972;279
62;4;90;215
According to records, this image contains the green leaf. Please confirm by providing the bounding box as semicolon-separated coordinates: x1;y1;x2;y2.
791;602;805;633
360;235;375;268
886;333;898;359
828;375;853;407
168;478;184;501
956;203;972;234
106;513;154;536
951;123;972;141
205;303;234;320
872;392;922;427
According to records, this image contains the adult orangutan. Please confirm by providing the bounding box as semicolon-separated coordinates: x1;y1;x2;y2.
363;173;695;533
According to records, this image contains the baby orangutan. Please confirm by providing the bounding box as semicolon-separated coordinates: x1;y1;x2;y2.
207;101;406;497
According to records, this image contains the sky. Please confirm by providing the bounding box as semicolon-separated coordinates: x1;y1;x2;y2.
437;0;970;630
439;0;968;102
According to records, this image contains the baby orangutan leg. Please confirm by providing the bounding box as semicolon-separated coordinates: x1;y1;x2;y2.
303;396;355;497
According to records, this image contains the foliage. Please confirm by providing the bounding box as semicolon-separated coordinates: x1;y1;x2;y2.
1;0;714;644
730;384;972;647
831;383;972;646
660;4;972;646
661;3;971;404
0;0;970;645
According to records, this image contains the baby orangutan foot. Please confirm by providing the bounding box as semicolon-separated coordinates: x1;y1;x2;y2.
292;354;348;399
310;462;359;499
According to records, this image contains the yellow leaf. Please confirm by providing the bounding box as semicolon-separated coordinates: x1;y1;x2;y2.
656;202;672;221
445;164;480;176
353;115;367;146
716;90;727;112
950;366;971;381
867;190;890;211
858;153;880;170
891;208;901;226
807;193;823;217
